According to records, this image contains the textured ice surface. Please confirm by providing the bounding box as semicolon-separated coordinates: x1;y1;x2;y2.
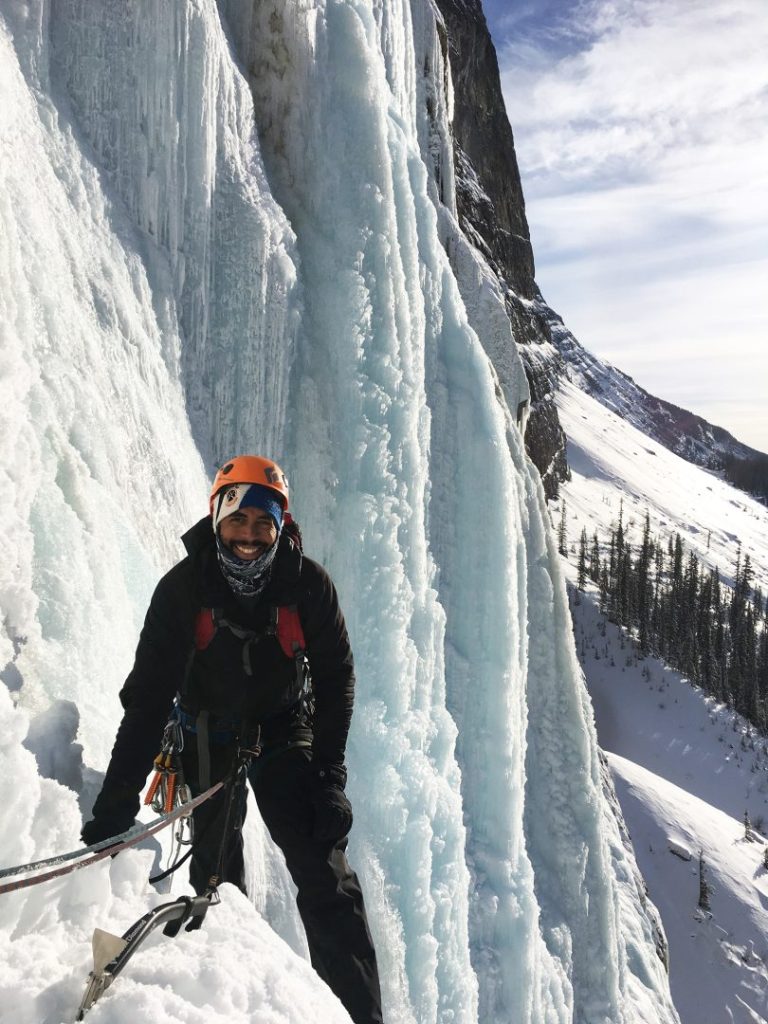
0;1;680;1021
0;8;207;766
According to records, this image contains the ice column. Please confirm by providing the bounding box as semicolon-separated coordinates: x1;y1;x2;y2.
0;4;206;766
49;0;300;465
408;2;680;1022
220;0;478;1019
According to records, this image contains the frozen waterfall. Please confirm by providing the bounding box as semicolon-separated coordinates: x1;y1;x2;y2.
0;1;679;1022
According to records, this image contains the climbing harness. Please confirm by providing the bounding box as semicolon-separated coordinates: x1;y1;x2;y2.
193;601;307;685
145;714;260;885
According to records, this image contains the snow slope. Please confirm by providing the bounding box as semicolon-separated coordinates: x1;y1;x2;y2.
570;591;768;1024
557;379;768;594
557;378;768;1023
1;2;679;1022
612;755;768;1024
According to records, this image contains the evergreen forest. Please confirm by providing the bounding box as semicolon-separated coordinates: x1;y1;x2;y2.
563;504;768;733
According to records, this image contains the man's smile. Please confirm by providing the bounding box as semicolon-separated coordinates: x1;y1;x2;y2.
230;541;265;559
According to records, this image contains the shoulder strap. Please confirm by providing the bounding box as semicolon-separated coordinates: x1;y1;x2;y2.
276;605;305;659
194;608;217;650
195;605;304;659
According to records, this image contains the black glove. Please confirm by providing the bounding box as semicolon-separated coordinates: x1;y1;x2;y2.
81;781;139;848
80;816;133;851
310;763;353;842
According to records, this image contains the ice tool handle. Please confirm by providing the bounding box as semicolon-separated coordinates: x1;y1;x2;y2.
75;893;216;1020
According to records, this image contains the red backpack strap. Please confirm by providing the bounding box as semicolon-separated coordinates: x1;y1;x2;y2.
276;605;305;659
196;604;304;660
194;608;217;650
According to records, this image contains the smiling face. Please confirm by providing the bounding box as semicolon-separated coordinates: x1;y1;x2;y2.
218;506;278;560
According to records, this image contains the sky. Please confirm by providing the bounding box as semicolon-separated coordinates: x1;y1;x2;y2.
482;0;768;453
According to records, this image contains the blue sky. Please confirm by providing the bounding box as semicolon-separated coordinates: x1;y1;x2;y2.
482;0;768;452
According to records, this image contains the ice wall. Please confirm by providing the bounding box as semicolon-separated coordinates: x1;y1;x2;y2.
220;0;678;1021
1;0;300;754
1;0;304;945
1;0;680;1022
49;0;300;467
0;5;208;767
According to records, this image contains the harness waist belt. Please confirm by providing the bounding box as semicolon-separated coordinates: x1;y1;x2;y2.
175;708;238;744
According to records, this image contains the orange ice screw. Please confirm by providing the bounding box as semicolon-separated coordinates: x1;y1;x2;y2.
164;772;177;813
144;769;163;806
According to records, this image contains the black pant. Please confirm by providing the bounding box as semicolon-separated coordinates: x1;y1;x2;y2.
182;739;383;1024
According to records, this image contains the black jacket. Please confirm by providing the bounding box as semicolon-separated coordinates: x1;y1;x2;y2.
91;517;355;829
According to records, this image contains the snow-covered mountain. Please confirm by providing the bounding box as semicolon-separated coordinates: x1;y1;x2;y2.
552;380;768;1023
1;2;679;1024
556;381;768;597
546;308;768;502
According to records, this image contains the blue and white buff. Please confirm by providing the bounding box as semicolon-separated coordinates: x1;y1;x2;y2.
216;535;279;598
212;483;284;534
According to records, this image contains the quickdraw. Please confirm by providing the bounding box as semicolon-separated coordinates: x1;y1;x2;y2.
144;716;193;848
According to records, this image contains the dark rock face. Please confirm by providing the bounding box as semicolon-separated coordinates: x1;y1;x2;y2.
447;86;533;298
434;0;569;498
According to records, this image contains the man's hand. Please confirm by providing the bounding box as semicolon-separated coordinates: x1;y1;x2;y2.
81;816;132;850
309;763;353;842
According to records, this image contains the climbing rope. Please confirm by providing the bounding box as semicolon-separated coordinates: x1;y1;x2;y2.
0;783;223;896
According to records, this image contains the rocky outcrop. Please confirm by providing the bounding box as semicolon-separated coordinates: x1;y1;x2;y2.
433;0;569;498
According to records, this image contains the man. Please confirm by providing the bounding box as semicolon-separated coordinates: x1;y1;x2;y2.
82;454;383;1024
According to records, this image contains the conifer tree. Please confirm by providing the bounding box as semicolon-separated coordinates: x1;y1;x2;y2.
608;528;617;584
698;850;711;913
758;625;768;710
744;810;755;842
636;512;653;653
697;571;715;691
590;531;601;583
712;568;727;702
729;547;753;713
668;533;685;658
577;528;588;591
599;563;610;614
681;551;700;678
619;548;632;626
651;542;664;650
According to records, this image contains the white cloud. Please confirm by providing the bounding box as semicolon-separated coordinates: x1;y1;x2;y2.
544;254;768;450
496;0;768;450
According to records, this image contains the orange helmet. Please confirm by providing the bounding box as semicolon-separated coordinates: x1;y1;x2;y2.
209;455;289;513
